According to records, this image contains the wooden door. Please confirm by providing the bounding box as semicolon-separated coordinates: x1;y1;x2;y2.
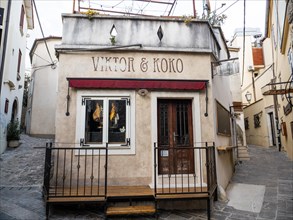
157;99;194;175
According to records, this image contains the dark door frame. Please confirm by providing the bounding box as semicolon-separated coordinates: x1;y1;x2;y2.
157;99;194;175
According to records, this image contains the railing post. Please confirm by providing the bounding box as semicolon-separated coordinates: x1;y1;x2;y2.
154;143;157;195
205;142;211;220
104;143;108;198
205;142;210;192
43;142;52;198
213;142;218;199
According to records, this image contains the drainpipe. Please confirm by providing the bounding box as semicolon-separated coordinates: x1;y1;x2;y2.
252;71;256;102
0;0;12;96
271;63;281;151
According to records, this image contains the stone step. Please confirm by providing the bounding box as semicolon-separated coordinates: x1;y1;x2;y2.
237;145;250;161
238;157;250;161
238;154;250;158
237;145;248;149
238;149;248;152
238;151;249;155
106;205;156;216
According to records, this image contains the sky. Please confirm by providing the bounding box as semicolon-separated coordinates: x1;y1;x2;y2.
26;0;267;70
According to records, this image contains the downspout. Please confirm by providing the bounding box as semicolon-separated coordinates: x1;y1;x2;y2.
252;71;256;102
269;39;281;150
272;63;281;151
0;0;12;96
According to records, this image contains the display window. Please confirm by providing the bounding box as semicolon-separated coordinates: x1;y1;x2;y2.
81;97;130;147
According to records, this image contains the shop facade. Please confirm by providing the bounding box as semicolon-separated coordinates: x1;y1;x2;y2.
48;15;236;213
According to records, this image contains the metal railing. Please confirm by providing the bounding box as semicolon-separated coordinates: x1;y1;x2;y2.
43;142;108;200
154;142;217;197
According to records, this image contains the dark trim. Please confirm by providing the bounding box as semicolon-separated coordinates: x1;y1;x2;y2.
65;80;70;116
67;78;208;91
0;0;12;96
67;77;208;83
264;0;271;39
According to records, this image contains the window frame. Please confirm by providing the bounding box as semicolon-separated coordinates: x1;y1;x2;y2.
254;113;261;128
76;91;135;155
17;49;22;81
216;100;231;136
244;117;249;130
0;7;3;48
4;99;9;114
83;97;130;146
19;5;25;35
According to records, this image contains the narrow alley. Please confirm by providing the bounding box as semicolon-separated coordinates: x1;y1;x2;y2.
0;134;292;220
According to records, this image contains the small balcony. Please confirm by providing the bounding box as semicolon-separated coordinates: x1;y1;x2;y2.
261;82;293;95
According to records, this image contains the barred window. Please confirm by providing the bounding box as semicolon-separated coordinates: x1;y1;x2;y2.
254;113;261;128
244;117;249;130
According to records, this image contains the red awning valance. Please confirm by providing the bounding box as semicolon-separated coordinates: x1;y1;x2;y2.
67;78;208;91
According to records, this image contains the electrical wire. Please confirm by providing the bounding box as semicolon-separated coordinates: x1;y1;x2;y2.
31;62;57;70
89;1;140;11
162;0;171;16
217;0;240;16
82;0;171;15
112;0;125;8
140;0;152;14
170;0;177;16
241;0;246;87
32;0;54;64
26;47;51;64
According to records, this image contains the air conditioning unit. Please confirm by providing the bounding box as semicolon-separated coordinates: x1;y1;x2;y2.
248;65;254;72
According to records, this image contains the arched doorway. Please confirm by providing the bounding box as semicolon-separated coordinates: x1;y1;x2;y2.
11;99;18;122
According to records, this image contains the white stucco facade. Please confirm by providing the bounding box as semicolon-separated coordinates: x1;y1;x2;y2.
0;0;34;153
26;37;61;137
54;14;236;190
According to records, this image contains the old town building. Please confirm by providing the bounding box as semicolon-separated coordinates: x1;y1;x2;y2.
41;13;243;218
26;36;61;138
230;0;292;159
0;0;34;153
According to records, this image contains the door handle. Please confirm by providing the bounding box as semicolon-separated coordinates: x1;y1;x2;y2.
173;132;178;142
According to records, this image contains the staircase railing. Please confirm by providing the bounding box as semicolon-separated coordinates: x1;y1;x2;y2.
43;143;108;200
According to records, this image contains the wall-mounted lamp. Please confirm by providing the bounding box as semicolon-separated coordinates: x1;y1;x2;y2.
245;91;252;103
138;89;148;96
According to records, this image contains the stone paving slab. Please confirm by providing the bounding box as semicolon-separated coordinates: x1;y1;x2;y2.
0;135;292;219
226;183;265;213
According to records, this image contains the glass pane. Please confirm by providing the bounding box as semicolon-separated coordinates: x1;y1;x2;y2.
158;103;169;145
176;103;189;145
85;100;103;144
108;99;126;144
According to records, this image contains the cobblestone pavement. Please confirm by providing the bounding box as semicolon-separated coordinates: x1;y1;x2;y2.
0;134;52;187
0;135;292;220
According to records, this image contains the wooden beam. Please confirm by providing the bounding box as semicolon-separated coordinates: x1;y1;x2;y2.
106;205;156;216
